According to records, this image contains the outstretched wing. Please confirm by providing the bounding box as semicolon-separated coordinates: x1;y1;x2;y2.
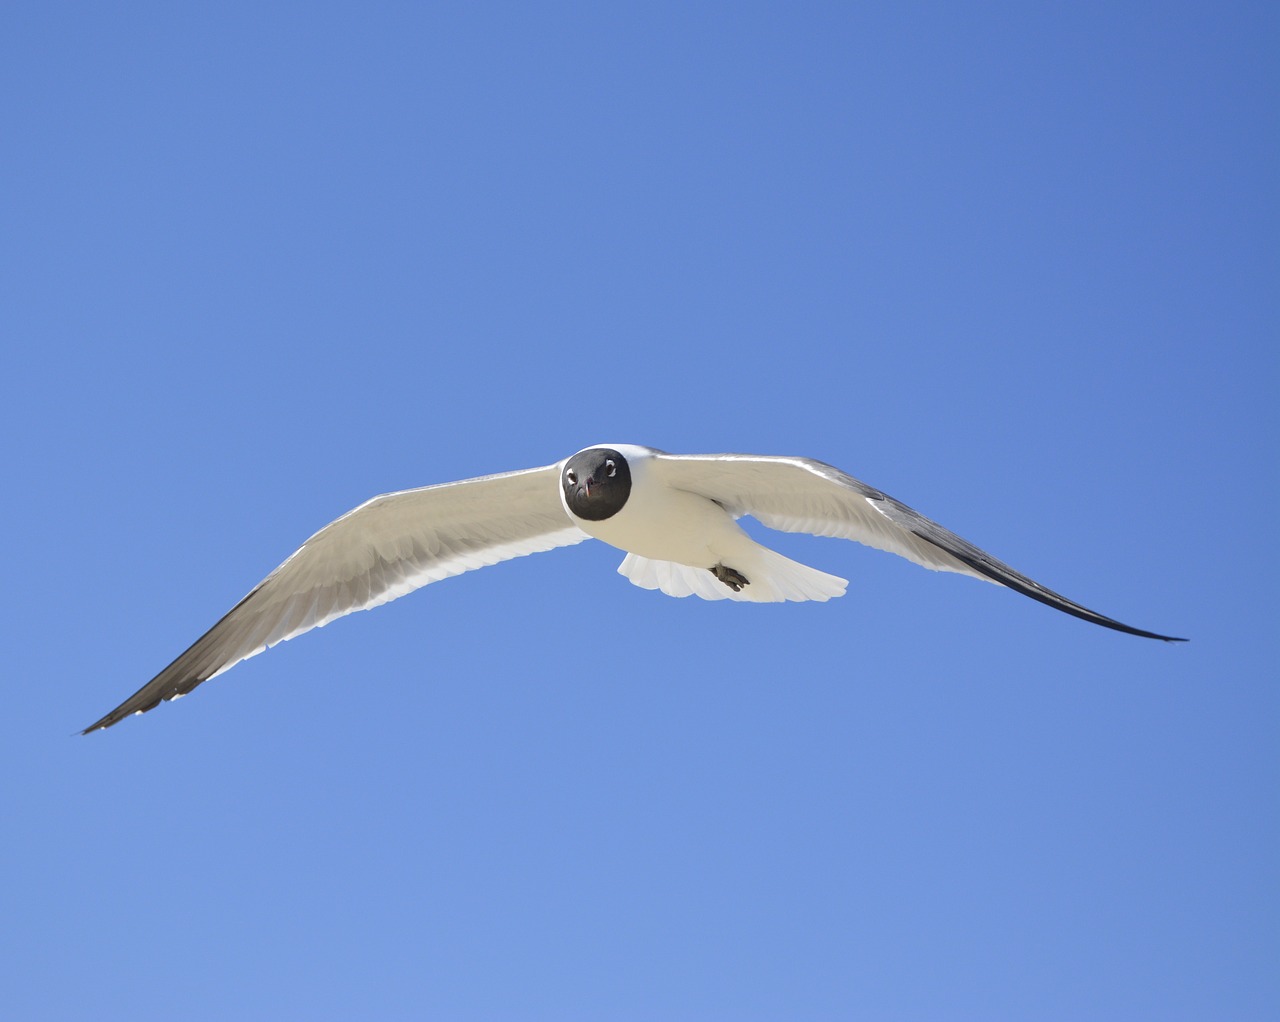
651;452;1185;641
84;462;587;732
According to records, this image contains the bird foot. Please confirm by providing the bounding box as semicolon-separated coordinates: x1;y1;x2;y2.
710;563;750;592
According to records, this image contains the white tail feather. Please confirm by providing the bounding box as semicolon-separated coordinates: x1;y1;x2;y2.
618;548;847;603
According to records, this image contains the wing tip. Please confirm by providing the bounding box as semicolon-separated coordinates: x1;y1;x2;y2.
81;710;130;735
80;694;168;735
80;715;114;736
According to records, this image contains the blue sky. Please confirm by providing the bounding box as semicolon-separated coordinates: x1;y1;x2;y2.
2;2;1275;1019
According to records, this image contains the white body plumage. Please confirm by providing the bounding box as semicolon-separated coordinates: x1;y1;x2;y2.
559;444;847;603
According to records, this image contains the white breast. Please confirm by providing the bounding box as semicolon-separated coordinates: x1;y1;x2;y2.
562;445;749;569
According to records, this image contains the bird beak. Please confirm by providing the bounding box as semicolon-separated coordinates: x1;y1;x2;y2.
584;478;594;497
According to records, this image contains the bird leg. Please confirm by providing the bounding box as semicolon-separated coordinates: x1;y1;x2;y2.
710;563;750;592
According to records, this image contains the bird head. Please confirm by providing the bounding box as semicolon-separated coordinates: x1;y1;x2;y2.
561;447;632;521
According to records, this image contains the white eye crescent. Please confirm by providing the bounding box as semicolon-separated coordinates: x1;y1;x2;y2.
566;470;577;484
605;460;616;477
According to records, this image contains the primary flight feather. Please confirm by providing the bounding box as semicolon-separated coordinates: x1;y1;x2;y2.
83;444;1184;732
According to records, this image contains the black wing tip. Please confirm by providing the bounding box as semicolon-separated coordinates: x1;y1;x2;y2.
80;709;131;735
80;693;169;735
1013;590;1187;643
80;715;115;736
1115;627;1188;643
1078;612;1188;643
933;544;1187;643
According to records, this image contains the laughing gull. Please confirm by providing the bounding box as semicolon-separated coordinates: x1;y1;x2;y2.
83;444;1184;732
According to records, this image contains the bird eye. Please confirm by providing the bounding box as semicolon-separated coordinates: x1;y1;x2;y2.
566;470;577;484
605;460;616;477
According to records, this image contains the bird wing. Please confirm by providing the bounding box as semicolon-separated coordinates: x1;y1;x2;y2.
84;462;587;732
650;452;1185;641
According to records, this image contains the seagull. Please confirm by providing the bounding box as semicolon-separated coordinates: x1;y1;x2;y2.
83;444;1185;732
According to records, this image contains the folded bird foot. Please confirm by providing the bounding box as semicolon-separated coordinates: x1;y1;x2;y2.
710;563;750;592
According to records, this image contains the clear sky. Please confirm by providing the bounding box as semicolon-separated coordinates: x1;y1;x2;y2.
2;3;1275;1019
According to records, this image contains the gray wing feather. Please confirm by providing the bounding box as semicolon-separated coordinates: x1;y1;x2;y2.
84;462;586;731
652;452;1185;642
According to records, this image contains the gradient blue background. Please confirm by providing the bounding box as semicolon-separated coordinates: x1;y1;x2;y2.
3;3;1275;1019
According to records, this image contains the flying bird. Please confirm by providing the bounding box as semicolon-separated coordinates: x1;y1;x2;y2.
83;444;1185;732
